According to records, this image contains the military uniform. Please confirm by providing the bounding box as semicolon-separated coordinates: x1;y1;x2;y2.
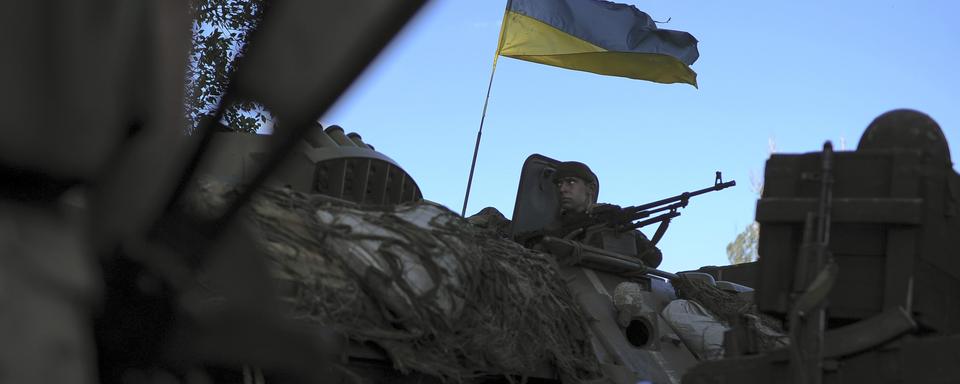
0;193;99;384
0;1;193;381
558;205;663;268
553;162;664;268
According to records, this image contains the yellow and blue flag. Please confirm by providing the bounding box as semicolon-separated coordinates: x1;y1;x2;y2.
498;0;699;86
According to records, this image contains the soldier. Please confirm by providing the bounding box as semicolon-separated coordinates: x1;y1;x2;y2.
552;161;663;268
554;161;599;217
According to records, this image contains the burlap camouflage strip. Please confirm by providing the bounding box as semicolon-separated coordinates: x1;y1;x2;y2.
186;180;602;382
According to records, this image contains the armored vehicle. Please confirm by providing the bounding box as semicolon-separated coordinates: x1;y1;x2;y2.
196;125;705;383
6;1;958;383
192;107;960;384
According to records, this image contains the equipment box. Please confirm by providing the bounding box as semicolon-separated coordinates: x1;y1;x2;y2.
754;149;960;332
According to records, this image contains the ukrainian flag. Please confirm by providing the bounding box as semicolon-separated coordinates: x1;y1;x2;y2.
498;0;699;86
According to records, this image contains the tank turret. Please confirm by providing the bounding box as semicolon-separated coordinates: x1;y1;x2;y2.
201;123;422;206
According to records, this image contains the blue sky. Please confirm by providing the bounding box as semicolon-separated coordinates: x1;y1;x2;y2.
322;0;960;273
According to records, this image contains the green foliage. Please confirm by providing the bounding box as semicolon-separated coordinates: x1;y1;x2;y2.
726;142;771;265
726;221;758;264
186;0;269;133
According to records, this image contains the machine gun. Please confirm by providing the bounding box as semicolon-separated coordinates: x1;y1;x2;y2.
557;171;736;246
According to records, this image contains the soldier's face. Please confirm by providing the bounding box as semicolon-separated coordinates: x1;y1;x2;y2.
557;177;593;213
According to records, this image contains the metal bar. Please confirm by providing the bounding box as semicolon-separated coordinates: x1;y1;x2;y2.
883;229;916;311
357;159;372;204
461;123;484;216
460;52;498;217
756;197;924;224
621;201;684;223
626;211;682;231
460;0;512;217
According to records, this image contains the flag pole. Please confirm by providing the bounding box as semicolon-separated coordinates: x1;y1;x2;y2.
461;1;511;217
459;55;499;217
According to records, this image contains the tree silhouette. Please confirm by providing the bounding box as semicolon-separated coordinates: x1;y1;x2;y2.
725;138;775;264
186;0;269;133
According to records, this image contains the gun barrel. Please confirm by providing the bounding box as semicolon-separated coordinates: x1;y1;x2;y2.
647;268;679;280
686;179;737;199
624;179;736;213
561;174;736;243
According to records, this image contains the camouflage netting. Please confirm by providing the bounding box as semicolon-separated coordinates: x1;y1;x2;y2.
188;180;602;382
671;276;788;353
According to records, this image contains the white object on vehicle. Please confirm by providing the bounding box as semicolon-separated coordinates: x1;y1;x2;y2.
661;299;728;360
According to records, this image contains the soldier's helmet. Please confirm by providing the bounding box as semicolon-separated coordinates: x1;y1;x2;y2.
857;109;952;165
552;161;600;203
